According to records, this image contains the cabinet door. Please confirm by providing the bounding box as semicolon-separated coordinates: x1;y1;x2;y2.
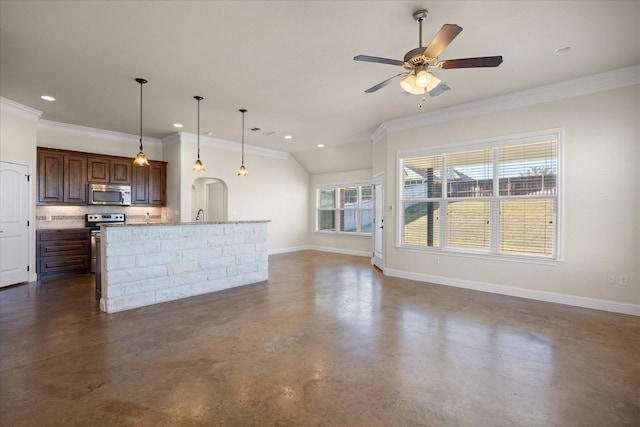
87;157;110;182
148;162;167;206
110;159;131;184
131;164;149;205
37;150;64;204
64;155;87;204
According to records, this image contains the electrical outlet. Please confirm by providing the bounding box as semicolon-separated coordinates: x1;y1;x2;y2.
434;256;440;265
618;275;629;286
607;273;616;285
45;214;52;222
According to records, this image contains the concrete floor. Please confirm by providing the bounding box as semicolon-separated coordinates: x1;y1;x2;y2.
1;251;638;426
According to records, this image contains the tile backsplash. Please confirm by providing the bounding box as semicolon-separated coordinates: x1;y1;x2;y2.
36;205;169;229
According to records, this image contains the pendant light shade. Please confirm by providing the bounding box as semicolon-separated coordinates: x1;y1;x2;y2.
237;109;248;176
192;96;206;171
133;78;150;167
400;74;425;95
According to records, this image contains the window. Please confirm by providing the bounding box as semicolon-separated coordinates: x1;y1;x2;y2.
317;184;373;235
399;131;559;260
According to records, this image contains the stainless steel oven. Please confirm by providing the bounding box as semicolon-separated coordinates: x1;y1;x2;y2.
86;213;125;273
88;183;131;206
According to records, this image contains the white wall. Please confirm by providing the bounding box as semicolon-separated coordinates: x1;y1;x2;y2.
162;135;181;222
178;134;310;252
308;169;373;256
379;84;639;312
0;99;41;281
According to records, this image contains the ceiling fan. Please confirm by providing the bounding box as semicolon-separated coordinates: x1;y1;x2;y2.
354;9;503;96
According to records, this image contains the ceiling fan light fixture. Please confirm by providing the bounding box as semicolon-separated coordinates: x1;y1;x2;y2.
425;74;442;92
415;68;432;88
400;74;425;95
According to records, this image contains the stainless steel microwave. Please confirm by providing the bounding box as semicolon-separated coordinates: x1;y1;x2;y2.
87;183;131;205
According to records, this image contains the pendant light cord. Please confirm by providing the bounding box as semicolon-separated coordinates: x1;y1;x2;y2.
241;111;245;164
197;98;200;159
139;80;143;151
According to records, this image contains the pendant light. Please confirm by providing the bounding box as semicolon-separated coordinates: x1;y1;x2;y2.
192;96;205;171
133;78;150;167
237;108;248;176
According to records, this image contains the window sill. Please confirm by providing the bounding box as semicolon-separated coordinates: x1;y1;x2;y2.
315;230;372;237
396;245;561;265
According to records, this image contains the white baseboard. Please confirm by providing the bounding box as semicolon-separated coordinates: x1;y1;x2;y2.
269;245;370;258
384;268;640;316
305;245;370;257
268;246;311;255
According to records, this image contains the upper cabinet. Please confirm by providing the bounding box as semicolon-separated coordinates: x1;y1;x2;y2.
63;154;87;204
37;147;166;206
131;160;166;206
88;156;131;184
37;150;64;204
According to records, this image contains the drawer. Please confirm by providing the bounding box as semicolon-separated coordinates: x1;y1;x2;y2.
39;255;89;275
37;229;90;242
39;240;90;257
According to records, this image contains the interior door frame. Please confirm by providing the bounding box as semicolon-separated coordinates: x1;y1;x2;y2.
372;172;384;270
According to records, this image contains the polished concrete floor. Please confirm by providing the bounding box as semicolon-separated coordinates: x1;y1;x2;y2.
1;251;638;426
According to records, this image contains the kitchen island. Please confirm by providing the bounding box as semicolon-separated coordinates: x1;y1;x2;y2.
98;221;269;313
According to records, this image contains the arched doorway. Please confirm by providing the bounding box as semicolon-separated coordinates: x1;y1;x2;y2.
191;177;228;222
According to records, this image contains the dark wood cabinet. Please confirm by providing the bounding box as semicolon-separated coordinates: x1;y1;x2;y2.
88;156;131;184
148;162;167;206
131;161;166;206
87;156;110;182
64;154;87;204
37;150;64;204
36;229;90;278
110;158;131;184
131;163;149;205
37;148;165;206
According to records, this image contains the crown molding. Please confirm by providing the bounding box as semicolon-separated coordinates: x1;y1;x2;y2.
0;97;42;121
37;119;163;147
179;132;290;160
372;65;640;143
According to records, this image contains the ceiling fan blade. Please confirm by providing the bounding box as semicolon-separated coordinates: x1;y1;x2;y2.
423;24;463;59
428;83;451;97
354;55;405;66
364;73;408;93
438;56;503;69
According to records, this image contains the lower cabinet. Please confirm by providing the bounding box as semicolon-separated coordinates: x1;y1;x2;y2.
37;229;90;278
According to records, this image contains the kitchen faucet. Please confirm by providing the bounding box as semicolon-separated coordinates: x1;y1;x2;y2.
195;209;204;223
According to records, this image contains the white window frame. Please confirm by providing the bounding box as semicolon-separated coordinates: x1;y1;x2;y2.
397;128;563;263
316;182;373;236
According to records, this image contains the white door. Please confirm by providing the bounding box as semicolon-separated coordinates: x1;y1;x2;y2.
372;175;384;270
0;161;30;287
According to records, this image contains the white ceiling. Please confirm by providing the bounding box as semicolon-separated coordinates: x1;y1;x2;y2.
1;1;639;174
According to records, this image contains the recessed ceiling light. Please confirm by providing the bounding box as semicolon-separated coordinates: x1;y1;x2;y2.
317;144;325;148
173;123;183;128
41;95;55;101
284;135;293;140
207;132;213;136
553;46;573;55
